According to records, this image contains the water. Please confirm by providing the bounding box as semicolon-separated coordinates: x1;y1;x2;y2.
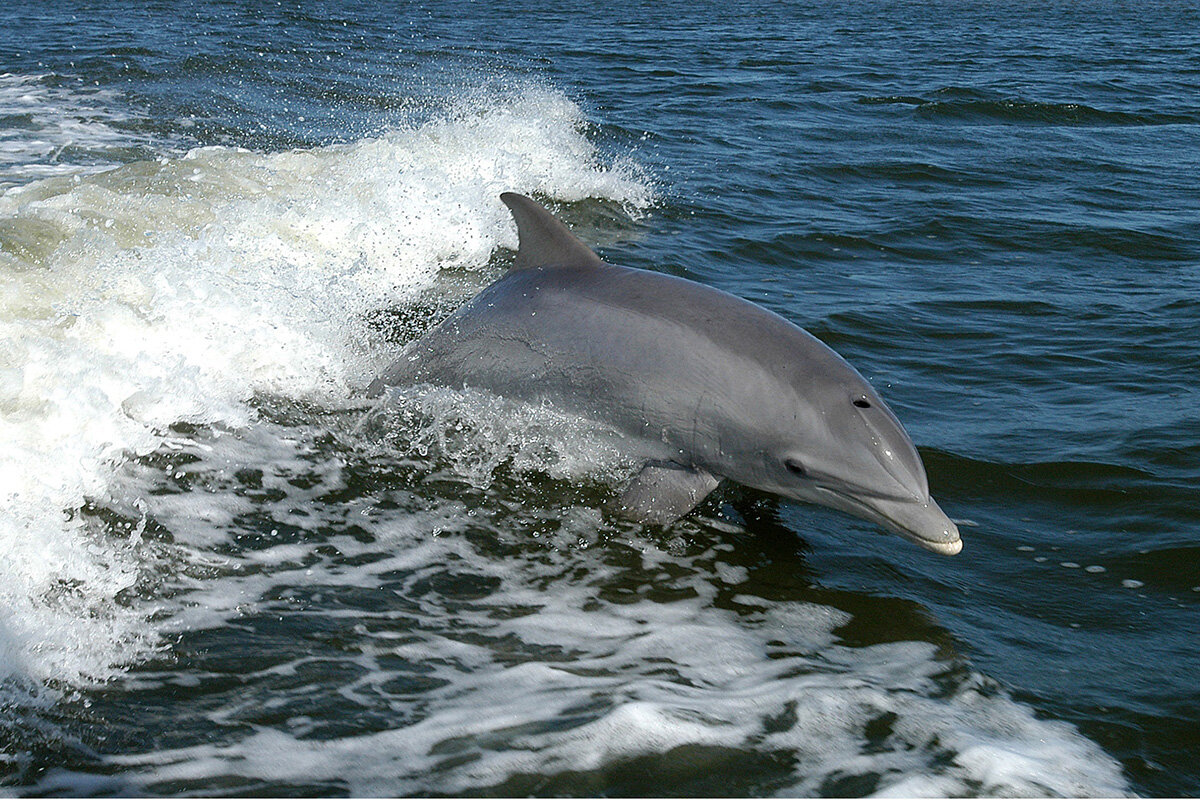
1;1;1197;795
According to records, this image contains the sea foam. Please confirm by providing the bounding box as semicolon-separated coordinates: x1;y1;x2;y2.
0;73;163;189
14;397;1124;797
29;411;1130;796
0;82;650;703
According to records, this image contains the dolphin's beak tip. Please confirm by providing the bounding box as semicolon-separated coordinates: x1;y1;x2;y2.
905;504;963;555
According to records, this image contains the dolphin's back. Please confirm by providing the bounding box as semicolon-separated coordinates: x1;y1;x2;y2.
382;260;865;464
384;190;864;419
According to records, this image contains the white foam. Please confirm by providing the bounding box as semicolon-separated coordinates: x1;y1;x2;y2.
70;504;1130;796
361;383;638;487
0;83;651;702
18;394;1126;797
0;73;161;188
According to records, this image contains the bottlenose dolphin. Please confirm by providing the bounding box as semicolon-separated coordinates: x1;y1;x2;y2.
374;193;962;555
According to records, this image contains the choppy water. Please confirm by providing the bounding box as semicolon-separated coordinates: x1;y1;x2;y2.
2;1;1198;796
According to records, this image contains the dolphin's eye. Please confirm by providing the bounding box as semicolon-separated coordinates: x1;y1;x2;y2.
784;460;807;477
853;397;872;409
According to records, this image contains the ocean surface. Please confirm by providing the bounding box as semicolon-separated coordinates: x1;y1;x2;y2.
2;1;1197;796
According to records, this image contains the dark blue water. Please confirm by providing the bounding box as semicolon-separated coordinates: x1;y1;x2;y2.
2;1;1198;796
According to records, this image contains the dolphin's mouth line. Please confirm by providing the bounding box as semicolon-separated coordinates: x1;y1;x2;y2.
811;485;962;555
898;532;963;556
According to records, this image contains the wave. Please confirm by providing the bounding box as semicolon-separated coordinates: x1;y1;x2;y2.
924;450;1188;501
808;159;1009;188
859;88;1197;126
0;82;652;704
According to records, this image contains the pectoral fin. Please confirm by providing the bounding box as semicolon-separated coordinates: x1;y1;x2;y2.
613;462;722;525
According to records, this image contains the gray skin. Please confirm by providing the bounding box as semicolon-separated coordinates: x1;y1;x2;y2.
375;193;962;555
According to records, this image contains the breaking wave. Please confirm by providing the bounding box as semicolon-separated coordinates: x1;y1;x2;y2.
0;80;650;706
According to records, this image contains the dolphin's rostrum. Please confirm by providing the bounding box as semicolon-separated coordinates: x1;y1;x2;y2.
375;193;962;555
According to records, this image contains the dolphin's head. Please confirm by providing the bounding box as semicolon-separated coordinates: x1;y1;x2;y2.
735;348;962;555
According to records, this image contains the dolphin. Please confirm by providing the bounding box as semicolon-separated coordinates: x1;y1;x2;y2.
374;193;962;555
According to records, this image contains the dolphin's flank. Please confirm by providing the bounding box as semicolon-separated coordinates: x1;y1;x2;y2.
374;193;962;556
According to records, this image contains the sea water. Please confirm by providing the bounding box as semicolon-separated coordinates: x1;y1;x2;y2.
1;1;1197;796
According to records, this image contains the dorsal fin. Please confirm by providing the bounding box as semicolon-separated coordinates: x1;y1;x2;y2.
500;192;605;271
